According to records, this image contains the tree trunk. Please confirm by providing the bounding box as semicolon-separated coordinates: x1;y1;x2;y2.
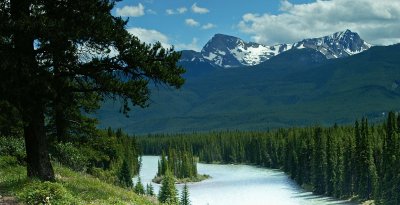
10;0;55;181
24;105;55;181
55;99;68;142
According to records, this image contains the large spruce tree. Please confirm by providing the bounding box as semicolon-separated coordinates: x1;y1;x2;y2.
0;0;184;181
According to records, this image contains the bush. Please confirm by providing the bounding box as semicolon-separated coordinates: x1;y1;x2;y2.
0;136;26;163
88;167;118;185
17;181;77;205
52;142;89;172
0;155;19;168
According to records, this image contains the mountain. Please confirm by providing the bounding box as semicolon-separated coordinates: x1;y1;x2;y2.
293;29;372;59
181;30;371;68
97;44;400;134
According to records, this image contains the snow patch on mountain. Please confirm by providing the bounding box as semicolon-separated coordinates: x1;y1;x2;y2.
180;30;372;68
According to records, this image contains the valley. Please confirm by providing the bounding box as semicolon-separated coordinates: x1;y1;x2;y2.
98;39;400;134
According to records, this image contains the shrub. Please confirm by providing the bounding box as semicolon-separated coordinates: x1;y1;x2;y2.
17;181;77;205
0;136;26;163
52;142;89;172
0;155;19;168
88;167;118;185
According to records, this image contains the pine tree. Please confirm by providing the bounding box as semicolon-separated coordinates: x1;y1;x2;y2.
146;183;155;196
134;176;145;195
381;112;400;204
118;160;133;188
326;132;338;196
158;169;178;204
0;0;184;181
357;119;378;199
180;183;191;205
313;127;327;195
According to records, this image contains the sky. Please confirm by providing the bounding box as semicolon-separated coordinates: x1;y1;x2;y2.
113;0;400;51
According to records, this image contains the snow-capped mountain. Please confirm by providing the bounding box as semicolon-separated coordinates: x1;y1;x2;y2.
293;29;372;59
200;34;292;67
180;30;372;68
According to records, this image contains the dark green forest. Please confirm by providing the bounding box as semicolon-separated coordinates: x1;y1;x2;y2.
138;112;400;204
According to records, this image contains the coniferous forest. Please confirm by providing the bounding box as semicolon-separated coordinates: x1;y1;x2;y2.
138;112;400;204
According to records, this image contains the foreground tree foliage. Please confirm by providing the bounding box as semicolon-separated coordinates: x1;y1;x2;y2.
139;112;400;204
0;0;184;181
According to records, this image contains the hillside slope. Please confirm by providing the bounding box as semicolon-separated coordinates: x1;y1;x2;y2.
0;158;157;205
97;44;400;134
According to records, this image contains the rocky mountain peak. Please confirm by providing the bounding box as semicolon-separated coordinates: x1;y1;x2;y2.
180;30;372;67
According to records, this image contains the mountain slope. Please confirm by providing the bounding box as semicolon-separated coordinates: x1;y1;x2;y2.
181;30;371;68
97;44;400;134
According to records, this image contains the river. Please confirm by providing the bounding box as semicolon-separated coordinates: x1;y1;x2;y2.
135;156;357;205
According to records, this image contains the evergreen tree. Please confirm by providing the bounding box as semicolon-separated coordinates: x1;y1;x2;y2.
158;169;178;204
0;0;184;181
334;133;345;198
313;127;327;195
326;132;338;196
381;112;400;204
357;119;378;199
180;183;191;205
146;183;155;196
135;176;145;195
118;160;133;188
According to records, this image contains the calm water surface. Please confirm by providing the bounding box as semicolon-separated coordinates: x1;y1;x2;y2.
135;156;357;205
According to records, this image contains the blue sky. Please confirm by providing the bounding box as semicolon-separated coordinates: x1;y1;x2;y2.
113;0;400;51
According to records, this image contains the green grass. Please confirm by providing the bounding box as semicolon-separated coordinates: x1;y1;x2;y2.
0;156;158;205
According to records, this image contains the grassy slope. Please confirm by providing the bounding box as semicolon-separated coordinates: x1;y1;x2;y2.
0;160;157;205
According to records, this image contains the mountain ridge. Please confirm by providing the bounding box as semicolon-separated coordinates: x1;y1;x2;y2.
98;43;400;134
181;29;371;68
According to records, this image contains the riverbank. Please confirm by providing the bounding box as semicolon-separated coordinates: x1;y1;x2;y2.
152;174;210;184
140;156;359;205
0;156;157;205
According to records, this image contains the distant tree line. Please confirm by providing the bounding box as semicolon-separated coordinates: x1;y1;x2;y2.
138;112;400;204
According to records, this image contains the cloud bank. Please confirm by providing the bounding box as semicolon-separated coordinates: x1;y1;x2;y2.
238;0;400;45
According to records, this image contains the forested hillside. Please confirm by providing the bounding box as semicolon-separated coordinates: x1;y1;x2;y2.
99;44;400;134
138;112;400;204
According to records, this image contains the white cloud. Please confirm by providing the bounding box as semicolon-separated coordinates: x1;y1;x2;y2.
166;7;187;15
147;9;157;15
166;9;175;15
185;18;200;27
116;4;145;17
202;23;216;30
238;0;400;45
177;7;188;14
175;38;201;51
127;27;171;48
191;3;209;14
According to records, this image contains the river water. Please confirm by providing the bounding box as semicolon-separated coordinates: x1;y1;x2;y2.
135;156;357;205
